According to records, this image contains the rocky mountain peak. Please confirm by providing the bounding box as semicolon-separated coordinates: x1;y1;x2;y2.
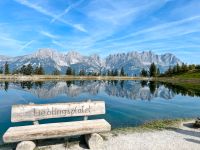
33;48;59;58
0;49;182;75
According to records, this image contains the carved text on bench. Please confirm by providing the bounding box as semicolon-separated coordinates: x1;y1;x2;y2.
34;105;91;117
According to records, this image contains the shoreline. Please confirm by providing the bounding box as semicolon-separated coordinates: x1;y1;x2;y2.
0;75;200;82
0;75;150;82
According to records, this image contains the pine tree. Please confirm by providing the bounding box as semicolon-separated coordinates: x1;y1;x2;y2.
140;68;148;77
157;68;160;76
34;66;45;75
66;67;72;75
120;67;125;76
114;69;118;76
34;66;39;75
26;64;33;75
52;69;60;75
176;63;181;73
0;67;3;74
107;70;111;76
38;66;45;75
79;69;85;76
167;66;173;76
4;62;10;75
20;65;26;74
149;63;156;77
111;70;114;76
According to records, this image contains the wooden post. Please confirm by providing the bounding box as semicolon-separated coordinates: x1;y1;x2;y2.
83;99;91;121
85;133;104;150
16;141;36;150
33;121;39;125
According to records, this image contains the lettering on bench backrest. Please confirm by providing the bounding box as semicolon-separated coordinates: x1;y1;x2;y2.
11;101;105;122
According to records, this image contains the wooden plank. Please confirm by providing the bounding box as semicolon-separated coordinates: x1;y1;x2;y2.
3;119;111;143
11;101;105;122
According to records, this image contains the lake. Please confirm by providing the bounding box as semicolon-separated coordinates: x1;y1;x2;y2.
1;80;200;144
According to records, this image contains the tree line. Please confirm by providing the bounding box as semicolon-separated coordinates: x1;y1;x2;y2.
0;62;127;76
140;62;200;77
140;63;160;77
161;63;200;77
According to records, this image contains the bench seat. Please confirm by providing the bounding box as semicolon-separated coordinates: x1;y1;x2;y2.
3;119;111;143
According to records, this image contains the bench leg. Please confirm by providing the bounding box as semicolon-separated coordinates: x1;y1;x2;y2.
85;133;104;150
16;141;36;150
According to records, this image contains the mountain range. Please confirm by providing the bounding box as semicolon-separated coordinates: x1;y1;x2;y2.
0;49;182;75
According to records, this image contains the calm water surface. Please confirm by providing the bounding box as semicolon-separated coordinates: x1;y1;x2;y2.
0;80;200;143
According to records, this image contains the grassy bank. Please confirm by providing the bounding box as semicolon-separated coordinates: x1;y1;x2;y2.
111;118;191;135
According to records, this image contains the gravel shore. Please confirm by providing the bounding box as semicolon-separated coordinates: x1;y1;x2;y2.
36;120;200;150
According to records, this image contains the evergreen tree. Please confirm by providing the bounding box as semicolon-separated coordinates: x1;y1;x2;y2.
34;66;45;75
79;69;85;76
114;69;118;76
38;66;45;75
172;66;177;74
157;68;160;76
26;64;33;75
167;66;173;76
107;70;111;76
149;63;156;77
111;70;114;76
4;62;10;75
140;68;148;77
20;65;26;74
52;69;60;75
176;63;181;73
66;67;72;75
0;67;3;74
120;67;125;76
181;63;188;72
195;65;200;70
34;66;39;75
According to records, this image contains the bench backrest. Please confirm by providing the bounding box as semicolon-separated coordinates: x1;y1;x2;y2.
11;100;105;122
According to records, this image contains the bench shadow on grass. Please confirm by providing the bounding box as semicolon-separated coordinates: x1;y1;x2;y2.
184;138;200;144
167;122;200;144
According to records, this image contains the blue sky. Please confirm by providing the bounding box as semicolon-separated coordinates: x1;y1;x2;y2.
0;0;200;64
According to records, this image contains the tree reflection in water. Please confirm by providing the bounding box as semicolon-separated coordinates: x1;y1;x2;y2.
0;80;200;99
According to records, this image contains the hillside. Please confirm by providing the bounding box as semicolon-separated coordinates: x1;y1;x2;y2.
173;70;200;79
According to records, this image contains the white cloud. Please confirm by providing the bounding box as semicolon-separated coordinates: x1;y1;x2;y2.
100;15;200;44
14;0;87;32
0;36;23;50
40;31;59;39
20;40;34;50
51;0;85;23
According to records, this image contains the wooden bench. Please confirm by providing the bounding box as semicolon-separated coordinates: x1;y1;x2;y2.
3;100;111;150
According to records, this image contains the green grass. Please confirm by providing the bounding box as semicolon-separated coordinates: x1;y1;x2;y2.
174;70;200;79
111;119;190;135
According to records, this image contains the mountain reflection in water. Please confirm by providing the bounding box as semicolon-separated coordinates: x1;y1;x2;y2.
0;80;199;100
